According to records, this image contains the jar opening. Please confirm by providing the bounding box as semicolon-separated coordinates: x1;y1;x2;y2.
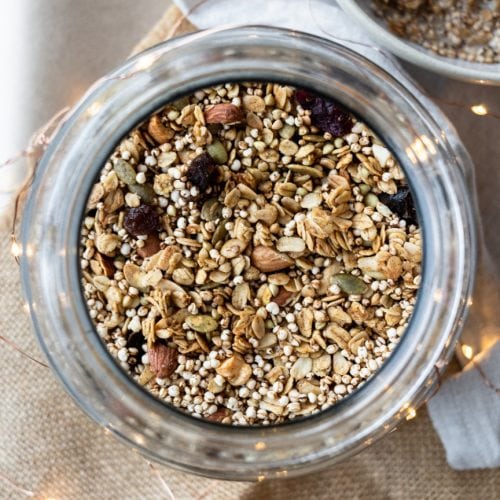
77;79;423;428
21;27;474;477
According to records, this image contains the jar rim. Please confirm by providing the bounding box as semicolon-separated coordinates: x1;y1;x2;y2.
21;25;476;478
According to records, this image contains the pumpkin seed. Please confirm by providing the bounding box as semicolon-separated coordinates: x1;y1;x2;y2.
358;183;371;195
113;159;137;185
212;221;228;245
171;96;190;111
185;314;219;333
364;193;379;208
331;273;368;295
207;140;228;164
128;183;155;203
201;198;221;221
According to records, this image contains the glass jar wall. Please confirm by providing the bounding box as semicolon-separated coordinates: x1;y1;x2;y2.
20;26;476;479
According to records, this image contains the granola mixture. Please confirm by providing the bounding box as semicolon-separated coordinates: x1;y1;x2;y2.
80;82;422;425
372;0;500;63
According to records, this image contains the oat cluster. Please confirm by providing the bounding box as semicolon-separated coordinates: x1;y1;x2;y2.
373;0;500;64
80;82;422;425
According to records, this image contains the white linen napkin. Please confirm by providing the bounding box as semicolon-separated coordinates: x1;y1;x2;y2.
428;341;500;470
174;0;500;470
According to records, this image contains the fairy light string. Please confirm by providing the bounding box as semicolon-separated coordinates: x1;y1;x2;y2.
0;2;498;497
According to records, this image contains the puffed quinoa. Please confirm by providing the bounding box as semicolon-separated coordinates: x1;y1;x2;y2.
80;82;422;425
373;0;499;64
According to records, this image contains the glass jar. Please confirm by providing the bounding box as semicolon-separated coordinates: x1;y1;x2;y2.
20;26;476;480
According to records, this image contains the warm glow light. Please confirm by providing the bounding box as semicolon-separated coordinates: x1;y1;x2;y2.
406;407;417;420
11;241;21;257
86;102;102;117
420;135;437;154
407;135;436;164
255;441;266;451
471;104;488;116
133;53;160;72
433;289;443;303
461;344;474;360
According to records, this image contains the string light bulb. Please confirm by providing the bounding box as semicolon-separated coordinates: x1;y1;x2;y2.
470;104;488;116
406;407;417;420
461;344;474;360
11;241;22;258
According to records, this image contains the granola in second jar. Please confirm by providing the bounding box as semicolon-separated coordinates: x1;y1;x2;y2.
372;0;500;64
80;82;422;425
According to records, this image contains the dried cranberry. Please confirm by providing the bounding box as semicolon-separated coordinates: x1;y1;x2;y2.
295;89;353;136
186;153;216;191
124;204;160;236
379;186;418;226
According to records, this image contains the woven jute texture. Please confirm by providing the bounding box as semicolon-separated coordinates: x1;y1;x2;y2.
1;5;498;499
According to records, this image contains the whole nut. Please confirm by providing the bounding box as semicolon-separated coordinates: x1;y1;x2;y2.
206;408;230;423
137;234;161;258
148;343;178;378
204;103;244;124
251;246;294;273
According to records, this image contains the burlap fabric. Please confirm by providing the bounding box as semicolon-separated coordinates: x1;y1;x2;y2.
1;6;498;499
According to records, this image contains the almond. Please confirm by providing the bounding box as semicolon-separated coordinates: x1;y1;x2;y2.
137;234;161;258
251;246;294;273
204;103;244;124
206;408;231;423
148;343;178;378
273;288;294;307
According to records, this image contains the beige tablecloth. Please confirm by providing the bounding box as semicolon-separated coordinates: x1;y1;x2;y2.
0;6;498;499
